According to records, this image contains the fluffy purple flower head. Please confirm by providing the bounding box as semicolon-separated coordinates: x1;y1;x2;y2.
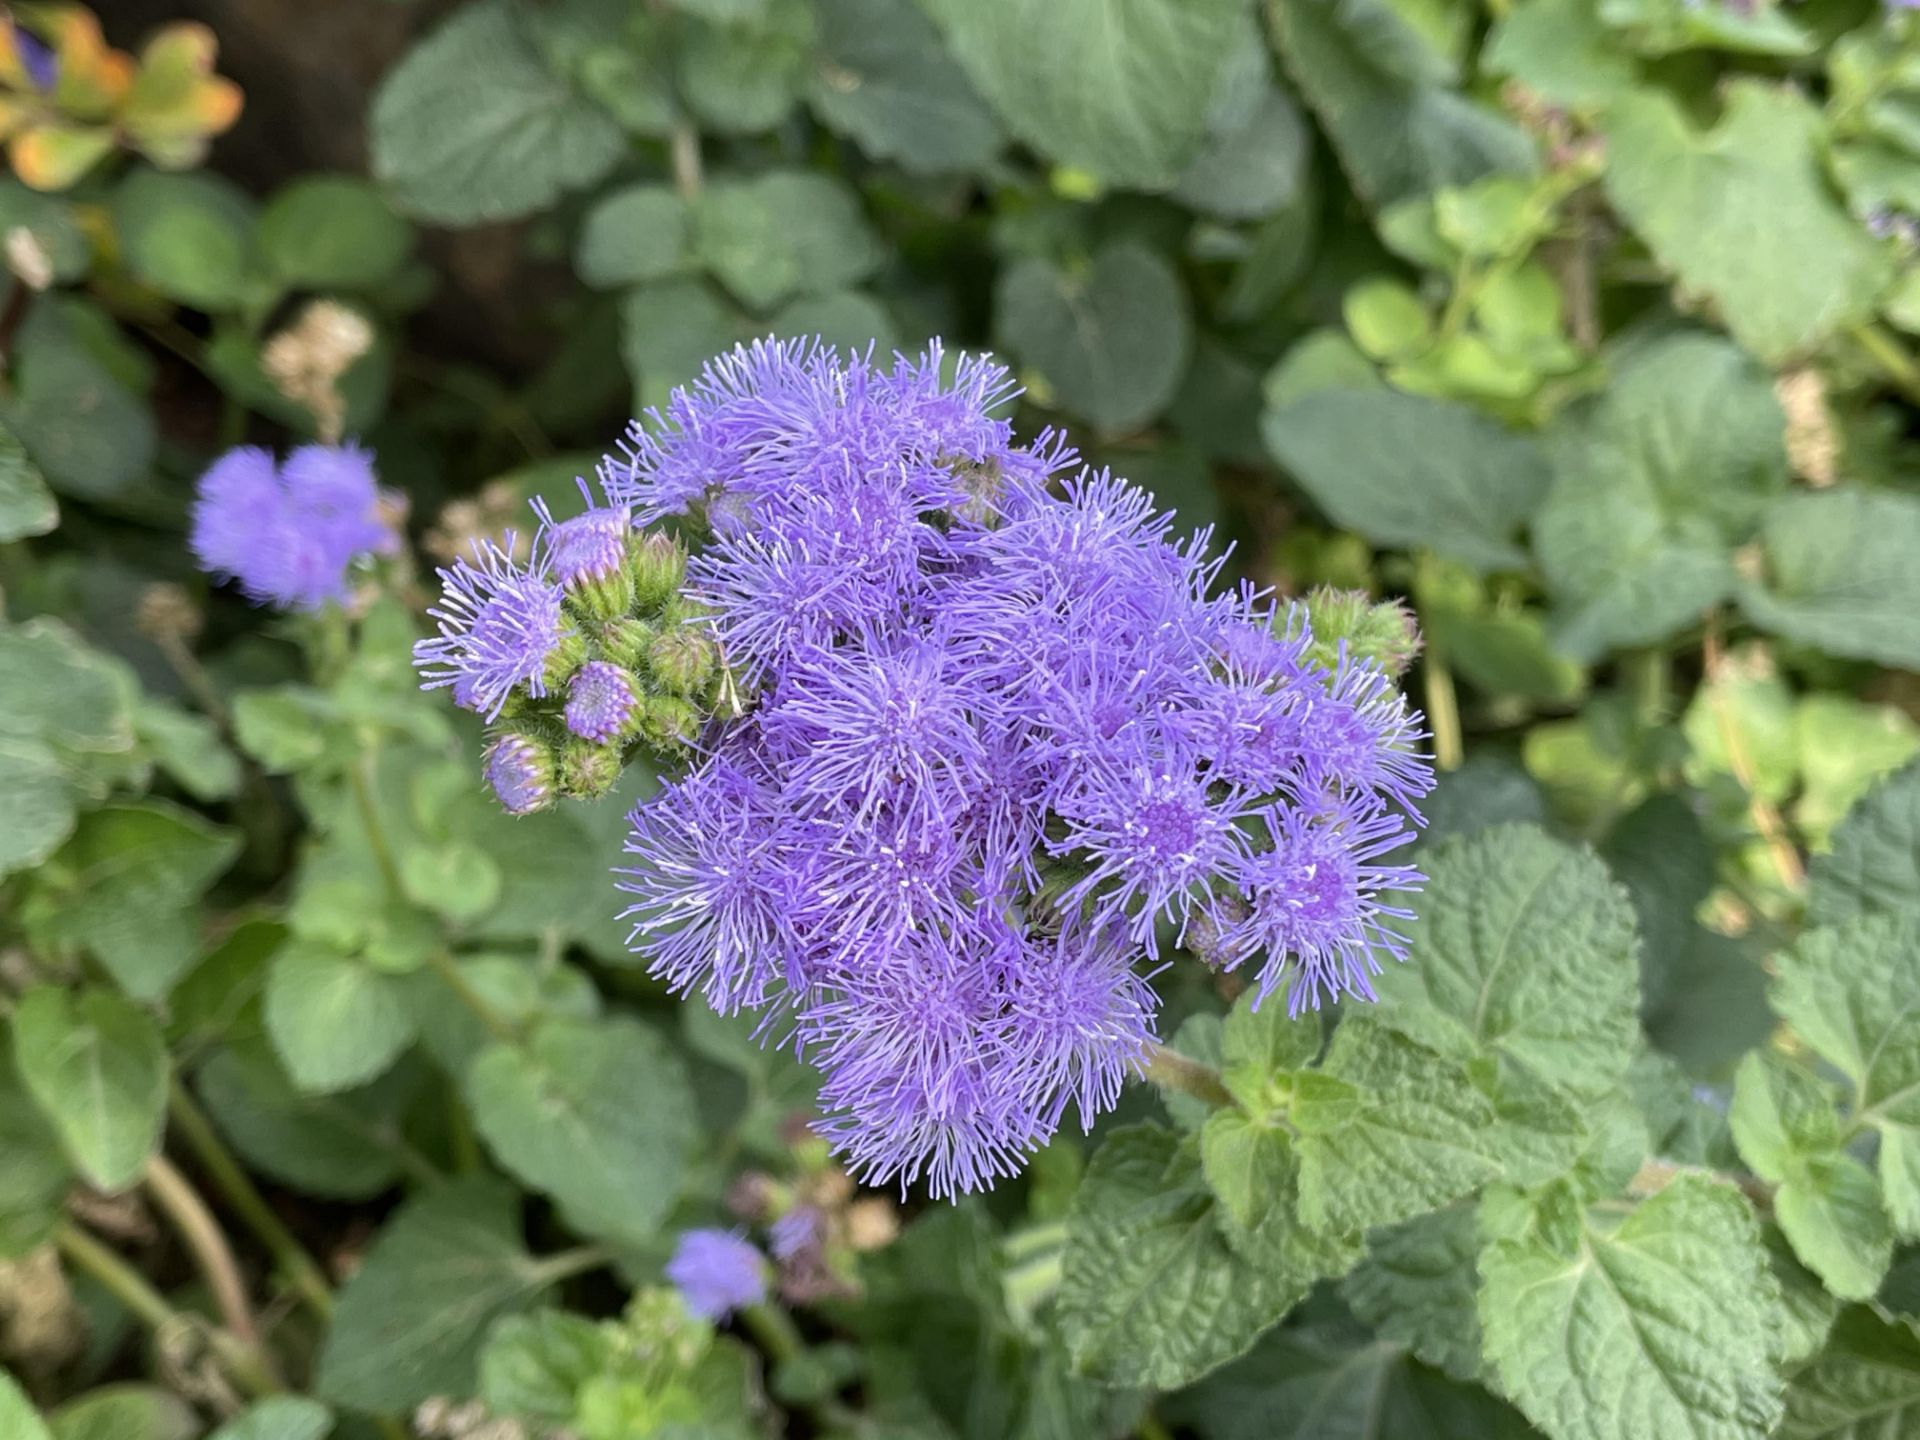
533;491;632;590
666;1229;767;1321
592;340;1434;1197
413;536;569;720
564;660;638;743
190;443;396;610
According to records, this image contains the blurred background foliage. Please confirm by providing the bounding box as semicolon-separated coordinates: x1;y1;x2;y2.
3;0;1920;1434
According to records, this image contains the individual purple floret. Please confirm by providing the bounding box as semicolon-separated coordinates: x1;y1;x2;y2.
666;1229;768;1322
413;536;569;720
564;660;639;743
592;341;1437;1197
189;442;396;611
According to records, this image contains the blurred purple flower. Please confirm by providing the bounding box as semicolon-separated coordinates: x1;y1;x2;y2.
666;1229;767;1321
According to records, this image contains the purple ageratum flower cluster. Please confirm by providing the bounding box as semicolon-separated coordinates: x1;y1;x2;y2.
610;340;1433;1198
666;1228;768;1321
189;443;397;610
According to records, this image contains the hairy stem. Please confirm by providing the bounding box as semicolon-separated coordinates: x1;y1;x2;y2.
168;1081;336;1322
1140;1044;1234;1110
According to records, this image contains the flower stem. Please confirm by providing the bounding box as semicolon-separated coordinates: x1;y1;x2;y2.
1422;641;1463;772
1140;1044;1234;1110
144;1153;268;1354
167;1081;336;1322
1851;321;1920;407
54;1221;283;1398
741;1301;805;1364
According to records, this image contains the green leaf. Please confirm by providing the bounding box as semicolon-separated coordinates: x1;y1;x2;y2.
0;739;79;883
996;241;1190;435
409;953;601;1076
208;1397;333;1440
678;2;812;134
805;0;1002;174
1173;66;1311;221
1479;1175;1784;1440
316;1179;566;1413
924;0;1243;187
619;279;744;402
400;842;504;924
134;698;240;803
0;181;88;284
370;0;626;224
467;1015;694;1246
691;170;881;313
32;801;238;1000
264;939;418;1094
480;1310;612;1421
1772;916;1920;1128
1775;1155;1894;1304
0;300;155;504
1293;1020;1500;1234
112;169;261;311
0;421;57;541
1602;83;1893;364
196;1040;423;1201
1342;1202;1485;1381
1372;825;1641;1102
768;290;897;354
1732;1053;1893;1300
0;1371;49;1440
1199;1107;1291;1233
1484;0;1638;112
1219;985;1321;1106
1533;332;1787;659
258;175;413;291
1810;760;1920;927
1269;0;1535;210
12;987;166;1192
575;183;688;290
1779;1307;1920;1439
1059;1124;1335;1389
48;1388;198;1440
1730;1051;1844;1184
1738;489;1920;671
1881;1128;1920;1239
1166;1322;1537;1439
0;1031;72;1257
1263;389;1549;571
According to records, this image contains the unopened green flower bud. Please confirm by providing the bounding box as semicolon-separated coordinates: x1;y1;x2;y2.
1302;587;1422;678
542;631;590;691
639;693;702;752
631;532;688;614
601;616;659;671
648;625;719;696
545;503;637;623
557;736;624;799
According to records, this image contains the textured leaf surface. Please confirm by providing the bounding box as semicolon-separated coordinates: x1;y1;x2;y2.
1772;917;1920;1128
1060;1124;1330;1389
1264;389;1549;571
1479;1175;1784;1440
925;0;1243;187
316;1179;558;1412
1603;84;1891;363
1372;825;1640;1102
370;0;625;224
468;1015;694;1246
12;987;166;1192
691;170;882;312
1740;489;1920;672
1779;1307;1920;1440
1533;333;1787;658
265;940;417;1095
1810;761;1920;926
1342;1203;1485;1381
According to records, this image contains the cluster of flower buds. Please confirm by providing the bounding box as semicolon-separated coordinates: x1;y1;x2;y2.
413;488;731;813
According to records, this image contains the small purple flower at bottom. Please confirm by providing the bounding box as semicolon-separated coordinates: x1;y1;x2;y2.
564;661;639;743
667;1229;768;1321
485;734;552;816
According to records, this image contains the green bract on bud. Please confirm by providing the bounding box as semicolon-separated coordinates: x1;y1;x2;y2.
542;631;590;691
648;625;719;696
600;616;659;671
631;532;688;614
570;560;636;626
639;693;702;753
1302;587;1422;678
557;736;623;799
